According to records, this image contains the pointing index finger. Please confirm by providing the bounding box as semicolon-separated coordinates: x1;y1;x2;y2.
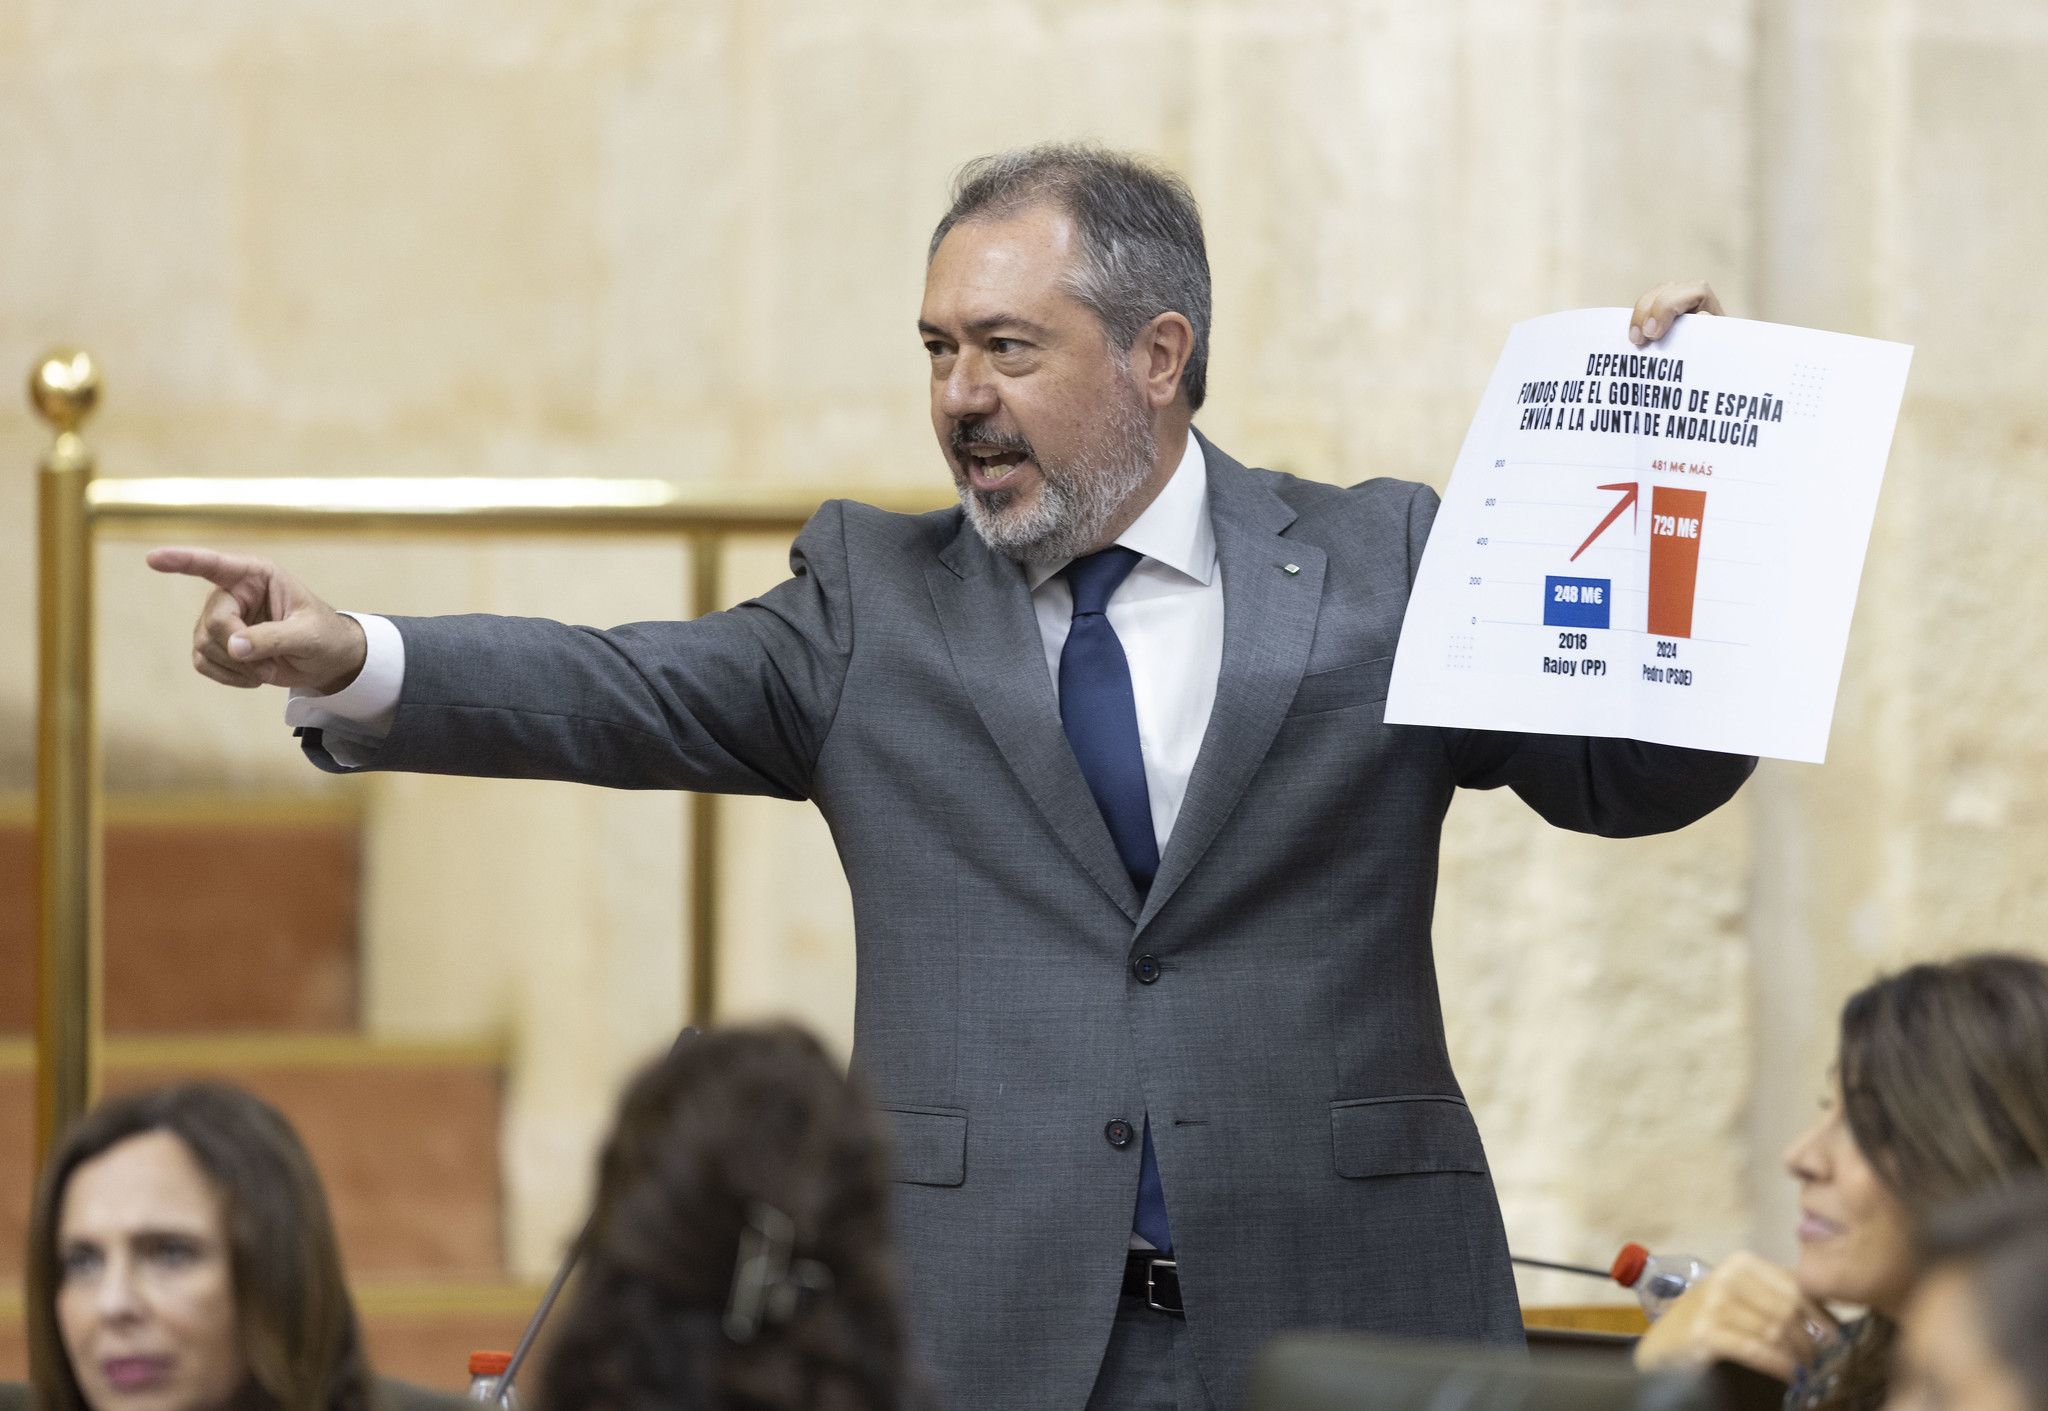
147;546;267;591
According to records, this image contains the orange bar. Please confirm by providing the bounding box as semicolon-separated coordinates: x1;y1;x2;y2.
1647;486;1706;638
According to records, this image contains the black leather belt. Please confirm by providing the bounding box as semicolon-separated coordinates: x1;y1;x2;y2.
1121;1252;1184;1316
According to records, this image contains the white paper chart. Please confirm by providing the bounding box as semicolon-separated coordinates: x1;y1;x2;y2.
1385;308;1912;762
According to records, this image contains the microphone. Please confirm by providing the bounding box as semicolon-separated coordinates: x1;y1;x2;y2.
1509;1253;1614;1280
491;1026;702;1405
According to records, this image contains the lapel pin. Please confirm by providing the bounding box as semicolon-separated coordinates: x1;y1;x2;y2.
1282;563;1300;575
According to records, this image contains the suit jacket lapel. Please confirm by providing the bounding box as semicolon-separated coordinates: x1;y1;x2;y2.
927;518;1144;922
1138;437;1326;933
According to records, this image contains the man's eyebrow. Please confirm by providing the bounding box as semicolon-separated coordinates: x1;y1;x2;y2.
916;315;1052;340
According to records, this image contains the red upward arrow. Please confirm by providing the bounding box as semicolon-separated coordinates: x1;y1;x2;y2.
1570;482;1640;562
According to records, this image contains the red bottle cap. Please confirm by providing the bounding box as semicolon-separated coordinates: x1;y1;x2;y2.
1610;1242;1649;1288
469;1352;513;1378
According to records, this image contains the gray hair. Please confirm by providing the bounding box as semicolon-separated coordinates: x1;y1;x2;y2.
929;143;1213;411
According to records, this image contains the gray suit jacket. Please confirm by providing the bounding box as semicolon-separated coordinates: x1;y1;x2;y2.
303;436;1753;1410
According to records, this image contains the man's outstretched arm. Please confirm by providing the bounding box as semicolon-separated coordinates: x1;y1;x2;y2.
150;502;858;800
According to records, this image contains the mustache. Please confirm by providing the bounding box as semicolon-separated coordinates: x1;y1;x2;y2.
949;422;1035;462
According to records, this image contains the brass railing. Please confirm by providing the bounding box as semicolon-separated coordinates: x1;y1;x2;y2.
28;348;943;1158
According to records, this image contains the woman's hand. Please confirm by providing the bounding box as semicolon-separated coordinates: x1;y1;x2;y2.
1632;1251;1841;1383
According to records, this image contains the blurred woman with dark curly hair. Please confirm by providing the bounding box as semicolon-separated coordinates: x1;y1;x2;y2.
540;1024;925;1411
1635;953;2048;1411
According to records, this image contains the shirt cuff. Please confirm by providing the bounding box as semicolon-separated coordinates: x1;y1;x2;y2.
283;611;405;741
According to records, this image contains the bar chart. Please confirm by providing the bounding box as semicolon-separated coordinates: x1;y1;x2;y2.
1647;487;1707;639
1387;308;1912;761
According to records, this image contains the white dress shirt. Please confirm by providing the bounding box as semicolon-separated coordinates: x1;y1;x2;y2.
286;431;1225;852
282;611;406;767
1025;430;1220;854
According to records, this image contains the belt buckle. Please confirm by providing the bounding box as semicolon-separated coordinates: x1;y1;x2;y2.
1144;1257;1180;1315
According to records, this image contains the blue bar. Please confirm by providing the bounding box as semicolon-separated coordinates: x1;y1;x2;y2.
1543;576;1612;628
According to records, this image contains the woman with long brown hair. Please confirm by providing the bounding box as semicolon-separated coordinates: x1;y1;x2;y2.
540;1023;924;1411
25;1081;376;1411
1636;953;2048;1410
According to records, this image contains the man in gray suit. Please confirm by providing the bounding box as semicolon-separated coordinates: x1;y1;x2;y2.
155;146;1750;1410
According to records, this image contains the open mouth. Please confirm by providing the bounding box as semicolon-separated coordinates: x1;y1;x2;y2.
952;426;1035;494
962;447;1030;493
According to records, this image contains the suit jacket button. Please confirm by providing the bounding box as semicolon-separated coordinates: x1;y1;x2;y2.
1132;954;1162;984
1104;1119;1135;1149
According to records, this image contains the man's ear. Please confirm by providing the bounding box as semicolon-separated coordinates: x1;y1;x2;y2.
1134;312;1195;410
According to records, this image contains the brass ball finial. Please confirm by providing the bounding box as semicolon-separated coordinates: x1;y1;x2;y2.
29;348;100;434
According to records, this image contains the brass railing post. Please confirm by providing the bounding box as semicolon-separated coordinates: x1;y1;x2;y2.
30;349;103;1159
18;384;937;1114
685;529;723;1028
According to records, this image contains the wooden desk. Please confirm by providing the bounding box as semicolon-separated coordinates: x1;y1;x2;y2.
1524;1303;1649;1336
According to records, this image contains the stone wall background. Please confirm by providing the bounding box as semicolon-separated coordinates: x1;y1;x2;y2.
3;0;2043;1298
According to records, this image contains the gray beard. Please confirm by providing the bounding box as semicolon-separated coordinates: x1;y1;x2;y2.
957;380;1158;565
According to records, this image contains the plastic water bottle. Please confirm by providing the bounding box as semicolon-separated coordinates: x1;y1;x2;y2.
1610;1242;1710;1320
467;1351;517;1409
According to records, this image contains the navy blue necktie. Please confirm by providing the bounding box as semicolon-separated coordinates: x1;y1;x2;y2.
1059;547;1172;1253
